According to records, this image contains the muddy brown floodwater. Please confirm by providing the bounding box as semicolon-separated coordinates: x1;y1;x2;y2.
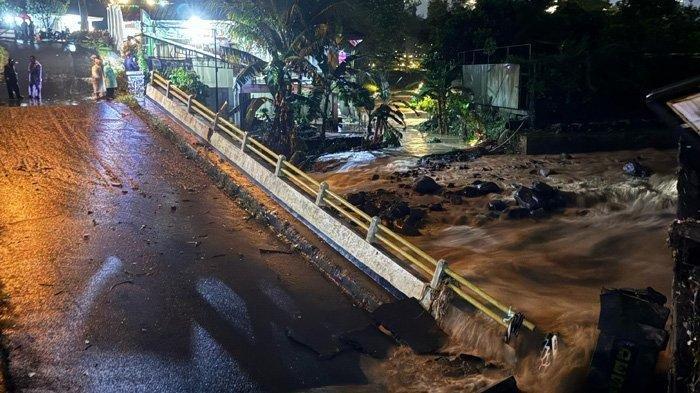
312;143;677;392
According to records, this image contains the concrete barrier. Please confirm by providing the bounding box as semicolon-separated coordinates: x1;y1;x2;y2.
146;84;428;301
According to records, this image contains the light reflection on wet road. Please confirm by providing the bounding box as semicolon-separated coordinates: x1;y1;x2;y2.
0;102;374;392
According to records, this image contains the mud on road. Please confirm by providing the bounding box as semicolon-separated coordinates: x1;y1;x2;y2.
0;102;377;392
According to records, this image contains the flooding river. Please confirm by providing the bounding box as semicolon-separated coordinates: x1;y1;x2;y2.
311;129;676;392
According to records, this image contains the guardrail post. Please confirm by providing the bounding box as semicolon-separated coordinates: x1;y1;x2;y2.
365;216;380;243
241;132;248;151
165;81;171;98
430;259;448;289
315;182;329;206
149;70;154;85
275;155;286;177
421;259;448;310
210;101;229;140
186;95;193;113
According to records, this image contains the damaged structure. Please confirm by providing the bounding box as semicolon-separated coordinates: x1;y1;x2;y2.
647;76;700;393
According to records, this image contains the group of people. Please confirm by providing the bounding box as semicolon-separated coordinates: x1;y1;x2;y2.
3;53;119;102
90;55;118;100
13;20;69;43
3;55;42;101
15;19;35;43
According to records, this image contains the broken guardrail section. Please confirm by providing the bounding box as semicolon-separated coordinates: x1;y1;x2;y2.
146;71;538;345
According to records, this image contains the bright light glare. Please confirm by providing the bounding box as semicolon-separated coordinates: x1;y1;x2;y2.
187;16;211;45
545;5;558;13
145;0;156;6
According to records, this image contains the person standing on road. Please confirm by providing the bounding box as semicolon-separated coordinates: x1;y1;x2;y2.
91;55;105;99
20;20;28;41
27;55;42;100
3;58;23;100
103;61;117;100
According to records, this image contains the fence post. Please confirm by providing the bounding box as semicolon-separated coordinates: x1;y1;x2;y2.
365;216;380;243
421;259;448;310
275;155;286;177
211;101;228;138
315;182;329;206
430;259;448;290
165;81;171;98
149;70;154;85
186;95;193;113
241;132;249;151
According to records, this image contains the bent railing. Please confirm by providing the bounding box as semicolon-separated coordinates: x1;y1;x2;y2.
149;71;535;332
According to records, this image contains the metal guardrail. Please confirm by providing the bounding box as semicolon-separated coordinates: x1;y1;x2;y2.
149;71;535;332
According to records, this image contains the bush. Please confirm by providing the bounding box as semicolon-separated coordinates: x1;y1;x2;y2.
0;45;8;66
71;30;114;55
163;67;209;101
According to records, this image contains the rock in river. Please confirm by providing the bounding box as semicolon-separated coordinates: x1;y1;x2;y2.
623;160;652;177
413;176;443;195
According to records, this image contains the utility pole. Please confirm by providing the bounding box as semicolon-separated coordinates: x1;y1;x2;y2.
214;28;219;111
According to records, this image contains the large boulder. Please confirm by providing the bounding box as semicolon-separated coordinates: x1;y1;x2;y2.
462;181;502;198
399;208;426;236
473;180;502;195
382;200;411;221
514;181;566;212
413;176;443;195
488;200;509;212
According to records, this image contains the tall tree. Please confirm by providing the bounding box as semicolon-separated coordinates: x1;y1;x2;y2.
79;0;88;31
220;0;340;155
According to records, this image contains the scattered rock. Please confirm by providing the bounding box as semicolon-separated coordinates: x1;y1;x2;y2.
435;354;486;378
462;186;482;198
488;200;509;212
530;208;547;219
504;207;531;220
383;200;411;221
514;181;566;212
538;168;552;177
486;210;501;219
413;176;443;195
560;153;573;160
478;376;519;392
399;208;426;236
447;193;463;205
473;181;502;195
429;203;445;212
623;160;652;177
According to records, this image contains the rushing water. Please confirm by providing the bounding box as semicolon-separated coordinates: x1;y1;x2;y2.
312;132;677;391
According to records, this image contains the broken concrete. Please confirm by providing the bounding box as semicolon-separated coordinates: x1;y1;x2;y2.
371;298;447;354
338;325;397;359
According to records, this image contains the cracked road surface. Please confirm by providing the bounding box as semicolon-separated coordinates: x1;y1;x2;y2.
0;102;375;392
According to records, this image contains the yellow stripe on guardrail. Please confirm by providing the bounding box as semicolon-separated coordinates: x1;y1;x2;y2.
148;72;536;332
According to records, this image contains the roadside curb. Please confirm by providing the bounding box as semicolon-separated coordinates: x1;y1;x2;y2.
124;99;394;312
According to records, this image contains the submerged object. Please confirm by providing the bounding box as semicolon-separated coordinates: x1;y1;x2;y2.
587;287;670;392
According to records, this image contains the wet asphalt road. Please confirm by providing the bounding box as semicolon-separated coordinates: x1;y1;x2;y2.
0;102;374;392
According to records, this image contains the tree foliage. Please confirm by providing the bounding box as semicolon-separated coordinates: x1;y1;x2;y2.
26;0;69;30
420;0;700;123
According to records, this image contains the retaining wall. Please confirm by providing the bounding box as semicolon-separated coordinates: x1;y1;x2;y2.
146;85;428;301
